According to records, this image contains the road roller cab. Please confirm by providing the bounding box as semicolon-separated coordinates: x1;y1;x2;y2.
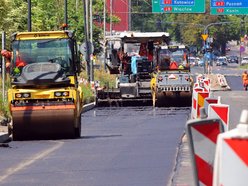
7;30;83;140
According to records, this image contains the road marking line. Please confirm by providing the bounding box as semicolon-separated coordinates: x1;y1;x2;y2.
0;141;64;182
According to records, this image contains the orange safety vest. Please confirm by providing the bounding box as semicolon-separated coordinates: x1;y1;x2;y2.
242;73;248;86
242;73;248;81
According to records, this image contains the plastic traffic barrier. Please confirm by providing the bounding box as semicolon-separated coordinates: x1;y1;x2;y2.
208;102;230;132
217;74;227;87
191;75;210;119
200;77;210;92
191;87;209;119
213;110;248;186
186;117;224;186
192;86;204;119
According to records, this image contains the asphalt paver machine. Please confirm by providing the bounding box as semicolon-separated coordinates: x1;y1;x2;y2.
97;31;170;106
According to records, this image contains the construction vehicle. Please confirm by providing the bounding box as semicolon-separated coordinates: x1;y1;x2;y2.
7;30;83;140
151;44;193;107
96;32;170;106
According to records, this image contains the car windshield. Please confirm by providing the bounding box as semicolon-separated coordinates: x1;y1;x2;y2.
12;38;74;75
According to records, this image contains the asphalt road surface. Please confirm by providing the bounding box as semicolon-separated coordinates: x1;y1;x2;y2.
0;107;190;186
0;62;246;186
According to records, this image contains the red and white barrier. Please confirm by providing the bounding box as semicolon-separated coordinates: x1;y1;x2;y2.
186;118;224;186
213;110;248;186
204;97;219;115
191;88;209;119
208;102;230;131
191;75;211;119
200;78;211;92
217;74;227;87
191;86;205;119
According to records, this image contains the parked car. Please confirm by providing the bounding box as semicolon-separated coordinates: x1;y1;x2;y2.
216;56;228;66
188;57;198;66
241;56;248;66
227;55;238;64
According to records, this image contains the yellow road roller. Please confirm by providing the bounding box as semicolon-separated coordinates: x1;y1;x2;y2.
151;44;193;107
7;30;83;140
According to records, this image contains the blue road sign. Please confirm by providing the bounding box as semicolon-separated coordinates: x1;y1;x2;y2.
211;0;248;8
210;0;248;15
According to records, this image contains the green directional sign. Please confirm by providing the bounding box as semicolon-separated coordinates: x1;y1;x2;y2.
152;0;206;13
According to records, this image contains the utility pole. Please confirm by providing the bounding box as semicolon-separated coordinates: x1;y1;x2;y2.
128;0;131;31
27;0;31;31
1;32;6;102
83;0;91;82
203;22;232;74
64;0;68;29
110;0;113;35
240;16;245;65
103;0;106;71
90;0;94;82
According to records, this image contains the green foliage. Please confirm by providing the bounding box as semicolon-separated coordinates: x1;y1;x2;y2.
130;0;247;53
81;83;95;104
0;0;108;55
0;76;11;119
79;64;116;103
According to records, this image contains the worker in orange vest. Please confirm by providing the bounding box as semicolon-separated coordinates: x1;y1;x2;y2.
242;70;248;90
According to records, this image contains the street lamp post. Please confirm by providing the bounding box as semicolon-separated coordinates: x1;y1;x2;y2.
28;0;31;31
203;22;232;74
240;17;245;65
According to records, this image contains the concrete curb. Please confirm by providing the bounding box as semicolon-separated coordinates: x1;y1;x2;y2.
82;102;96;113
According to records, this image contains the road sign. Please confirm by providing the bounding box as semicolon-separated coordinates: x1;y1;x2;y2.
210;0;248;15
79;42;94;56
201;34;208;41
152;0;206;13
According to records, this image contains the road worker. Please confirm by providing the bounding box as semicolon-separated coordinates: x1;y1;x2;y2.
242;70;248;91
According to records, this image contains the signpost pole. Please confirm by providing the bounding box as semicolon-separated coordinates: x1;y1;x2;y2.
1;32;6;102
